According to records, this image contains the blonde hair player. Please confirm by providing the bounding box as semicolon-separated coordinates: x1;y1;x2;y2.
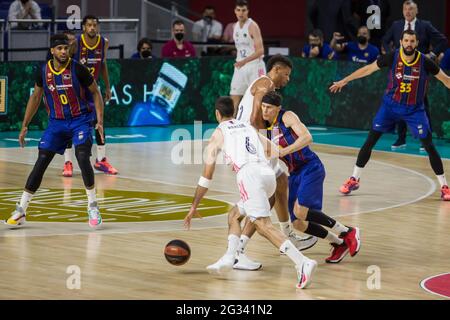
183;96;317;289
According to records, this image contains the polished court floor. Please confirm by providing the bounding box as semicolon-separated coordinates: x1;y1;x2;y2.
0;126;449;299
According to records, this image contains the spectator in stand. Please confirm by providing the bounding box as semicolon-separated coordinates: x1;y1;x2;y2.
351;0;391;49
161;20;196;58
309;0;358;43
131;38;155;59
331;26;379;64
192;6;223;55
8;0;42;29
302;29;336;60
439;48;450;70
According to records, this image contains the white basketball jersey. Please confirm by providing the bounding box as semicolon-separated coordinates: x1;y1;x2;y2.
218;119;268;172
233;18;258;62
236;75;272;124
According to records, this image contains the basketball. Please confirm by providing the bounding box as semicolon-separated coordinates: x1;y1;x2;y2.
164;239;191;266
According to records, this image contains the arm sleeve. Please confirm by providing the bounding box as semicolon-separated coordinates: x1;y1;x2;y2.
75;63;94;88
424;56;440;76
376;52;395;68
35;65;43;87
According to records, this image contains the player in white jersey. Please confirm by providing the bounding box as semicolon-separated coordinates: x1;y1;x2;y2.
230;0;266;112
230;55;319;271
184;97;317;289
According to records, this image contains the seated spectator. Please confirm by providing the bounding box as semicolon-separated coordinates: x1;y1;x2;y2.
161;20;196;58
331;26;379;64
439;48;450;70
131;38;155;59
8;0;42;29
192;6;223;56
302;29;336;60
222;22;235;43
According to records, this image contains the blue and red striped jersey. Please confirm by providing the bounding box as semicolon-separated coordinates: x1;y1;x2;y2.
75;34;106;81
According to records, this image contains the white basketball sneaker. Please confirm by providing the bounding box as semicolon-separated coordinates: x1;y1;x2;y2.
206;255;235;274
288;232;318;252
296;258;318;289
5;204;26;228
88;201;102;228
233;252;262;271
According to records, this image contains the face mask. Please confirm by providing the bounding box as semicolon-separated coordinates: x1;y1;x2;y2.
174;33;184;41
20;0;28;4
141;50;152;58
357;36;368;45
402;45;415;56
203;16;213;24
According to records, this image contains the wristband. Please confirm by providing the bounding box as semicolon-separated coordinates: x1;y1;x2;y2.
198;176;211;188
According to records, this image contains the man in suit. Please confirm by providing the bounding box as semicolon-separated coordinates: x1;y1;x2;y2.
382;0;447;150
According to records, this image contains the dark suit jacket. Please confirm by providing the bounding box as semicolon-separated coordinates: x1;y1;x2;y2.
382;19;447;55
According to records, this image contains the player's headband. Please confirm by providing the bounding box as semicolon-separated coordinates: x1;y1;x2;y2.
262;92;282;107
50;38;69;48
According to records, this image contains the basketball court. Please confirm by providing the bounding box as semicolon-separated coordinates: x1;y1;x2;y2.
0;126;448;299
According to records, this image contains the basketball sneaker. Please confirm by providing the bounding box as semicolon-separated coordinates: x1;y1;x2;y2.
88;201;102;228
339;177;360;195
5;204;26;228
94;158;118;175
288;232;318;252
340;227;361;257
62;161;73;177
296;258;317;289
391;138;406;150
325;242;349;263
207;255;235;274
233;252;262;271
441;185;450;201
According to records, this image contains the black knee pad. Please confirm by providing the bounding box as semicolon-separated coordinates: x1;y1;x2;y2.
75;141;95;188
25;149;56;192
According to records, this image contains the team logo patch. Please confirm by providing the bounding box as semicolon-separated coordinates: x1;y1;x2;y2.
63;74;71;80
412;68;420;73
245;136;257;154
364;52;369;57
78;131;84;141
95;49;102;54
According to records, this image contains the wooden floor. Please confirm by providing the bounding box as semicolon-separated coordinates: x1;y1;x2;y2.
0;141;449;299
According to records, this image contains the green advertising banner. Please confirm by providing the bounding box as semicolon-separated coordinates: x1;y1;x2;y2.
0;57;449;138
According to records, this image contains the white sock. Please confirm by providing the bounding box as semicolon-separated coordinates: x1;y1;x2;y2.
352;165;363;180
325;231;343;245
19;191;33;213
279;221;292;236
97;145;106;161
225;234;240;258
86;188;97;206
436;174;448;188
64;148;72;163
279;240;305;266
237;235;250;254
331;221;349;234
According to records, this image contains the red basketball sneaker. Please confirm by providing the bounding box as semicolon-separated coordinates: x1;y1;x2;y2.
62;161;73;177
325;242;349;263
94;158;118;175
339;177;360;195
340;227;361;257
441;185;450;201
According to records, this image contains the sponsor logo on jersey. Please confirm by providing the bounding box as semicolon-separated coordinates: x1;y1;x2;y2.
396;73;403;79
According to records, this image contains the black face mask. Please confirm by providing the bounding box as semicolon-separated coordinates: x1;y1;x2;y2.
141;50;152;58
311;44;322;49
20;0;29;4
357;36;368;45
203;16;213;24
174;33;184;41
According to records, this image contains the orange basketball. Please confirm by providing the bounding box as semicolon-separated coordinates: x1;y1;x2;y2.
164;239;191;266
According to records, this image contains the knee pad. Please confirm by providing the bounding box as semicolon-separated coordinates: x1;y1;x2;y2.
25;149;55;192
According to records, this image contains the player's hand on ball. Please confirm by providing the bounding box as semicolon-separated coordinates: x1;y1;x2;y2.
96;122;105;144
18;127;28;148
184;207;203;230
329;80;348;93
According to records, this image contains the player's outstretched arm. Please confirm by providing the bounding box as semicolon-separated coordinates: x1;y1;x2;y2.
435;69;450;89
88;80;105;143
184;128;223;230
278;111;312;158
329;60;380;93
19;85;43;147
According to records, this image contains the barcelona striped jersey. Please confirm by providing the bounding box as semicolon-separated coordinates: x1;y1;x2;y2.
75;34;106;81
267;109;319;173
